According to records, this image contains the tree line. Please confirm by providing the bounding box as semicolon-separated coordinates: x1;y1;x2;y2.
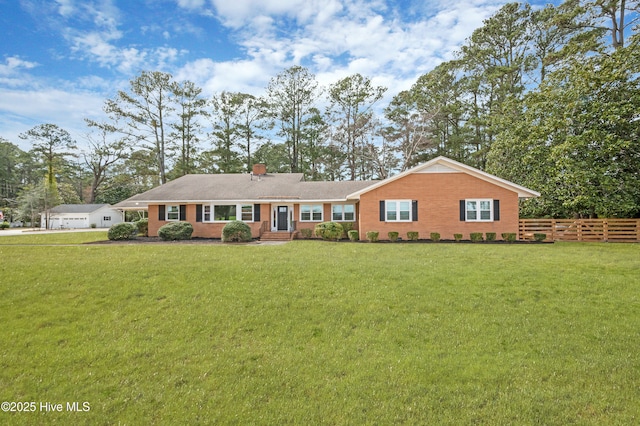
1;0;639;222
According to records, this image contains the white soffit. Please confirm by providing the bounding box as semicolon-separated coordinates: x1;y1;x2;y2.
417;163;461;173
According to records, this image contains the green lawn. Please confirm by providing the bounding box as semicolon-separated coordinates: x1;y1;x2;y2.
1;234;639;424
0;231;108;245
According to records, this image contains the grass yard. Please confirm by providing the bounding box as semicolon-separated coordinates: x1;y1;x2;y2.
0;234;639;424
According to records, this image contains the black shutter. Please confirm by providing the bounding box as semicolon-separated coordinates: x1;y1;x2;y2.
493;200;500;221
412;200;418;221
179;204;186;221
379;201;385;221
158;205;165;221
254;204;261;222
196;204;202;222
459;200;466;221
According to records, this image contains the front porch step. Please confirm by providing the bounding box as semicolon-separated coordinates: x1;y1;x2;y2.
260;231;299;241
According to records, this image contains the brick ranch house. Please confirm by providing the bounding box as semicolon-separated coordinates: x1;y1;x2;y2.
115;156;540;241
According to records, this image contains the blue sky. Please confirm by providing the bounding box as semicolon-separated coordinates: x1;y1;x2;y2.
0;0;557;150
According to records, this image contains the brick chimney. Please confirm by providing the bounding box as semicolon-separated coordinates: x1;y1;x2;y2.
252;163;267;175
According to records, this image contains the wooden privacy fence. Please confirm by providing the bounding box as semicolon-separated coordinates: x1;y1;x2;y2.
519;219;640;242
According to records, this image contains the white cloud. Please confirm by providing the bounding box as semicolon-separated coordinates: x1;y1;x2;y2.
1;0;533;149
55;0;76;17
176;0;207;10
0;86;107;148
211;0;297;28
170;0;511;112
63;2;187;74
186;0;511;116
175;58;271;97
0;57;39;76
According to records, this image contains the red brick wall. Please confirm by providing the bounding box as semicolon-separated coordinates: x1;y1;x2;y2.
294;203;360;237
149;203;267;239
148;204;161;237
358;172;519;241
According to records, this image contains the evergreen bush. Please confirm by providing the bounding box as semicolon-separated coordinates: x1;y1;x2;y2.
534;233;547;242
348;230;359;241
430;232;441;242
108;222;138;241
135;218;149;237
485;232;496;242
314;222;344;241
470;232;484;242
158;221;193;241
501;233;517;242
388;231;399;242
341;222;355;238
407;231;419;241
222;220;252;242
454;233;463;242
366;231;379;242
0;221;10;230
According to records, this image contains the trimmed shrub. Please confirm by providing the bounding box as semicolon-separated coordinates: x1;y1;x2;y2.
388;231;399;242
222;220;252;242
430;232;441;242
158;221;193;241
502;233;517;242
314;222;344;241
341;222;355;238
135;218;149;237
348;230;359;241
470;232;484;242
534;233;547;242
299;228;313;239
453;233;463;242
108;222;138;241
407;231;419;241
485;232;496;242
90;223;97;229
366;231;379;242
0;221;10;230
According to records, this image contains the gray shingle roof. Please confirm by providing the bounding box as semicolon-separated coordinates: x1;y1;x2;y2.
48;204;111;214
115;174;375;209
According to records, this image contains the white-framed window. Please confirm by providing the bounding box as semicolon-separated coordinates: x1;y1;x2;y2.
466;199;493;221
241;204;253;221
386;200;411;222
166;205;180;221
214;205;236;221
203;204;254;222
300;204;323;222
332;204;355;221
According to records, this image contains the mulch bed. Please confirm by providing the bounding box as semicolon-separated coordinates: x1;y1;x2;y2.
87;237;552;245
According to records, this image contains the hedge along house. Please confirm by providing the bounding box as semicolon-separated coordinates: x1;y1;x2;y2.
115;164;373;240
348;156;540;240
115;157;539;241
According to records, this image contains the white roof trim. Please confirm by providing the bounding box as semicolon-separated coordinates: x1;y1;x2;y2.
128;198;355;204
416;163;460;173
346;156;540;199
116;198;357;209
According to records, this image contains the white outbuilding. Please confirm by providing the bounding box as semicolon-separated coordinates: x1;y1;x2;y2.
41;204;124;229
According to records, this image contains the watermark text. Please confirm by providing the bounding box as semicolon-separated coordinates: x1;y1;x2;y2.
1;401;90;413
